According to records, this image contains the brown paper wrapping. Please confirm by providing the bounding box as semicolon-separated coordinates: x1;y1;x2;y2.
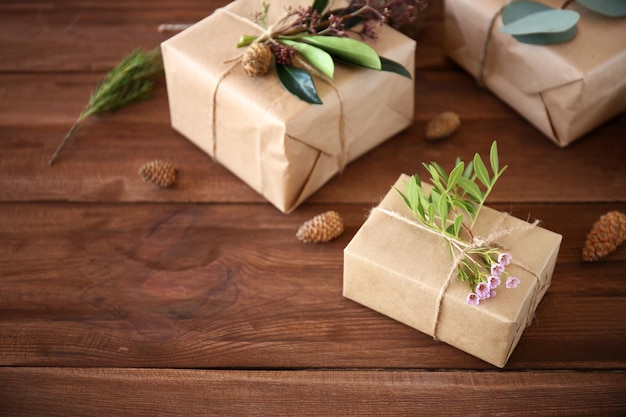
343;174;562;367
161;0;416;213
445;0;626;147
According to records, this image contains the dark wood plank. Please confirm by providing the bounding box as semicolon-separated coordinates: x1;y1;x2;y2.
1;202;624;369
0;0;445;72
1;368;625;417
1;71;624;204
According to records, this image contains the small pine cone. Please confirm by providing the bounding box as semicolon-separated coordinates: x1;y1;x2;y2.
296;211;345;243
242;43;273;77
138;159;177;188
582;211;626;261
425;111;461;141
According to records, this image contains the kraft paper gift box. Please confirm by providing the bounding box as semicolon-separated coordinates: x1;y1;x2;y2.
445;0;626;147
343;174;562;367
161;0;415;213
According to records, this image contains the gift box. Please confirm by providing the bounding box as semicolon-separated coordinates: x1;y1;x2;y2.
445;0;626;147
161;0;415;213
343;174;562;367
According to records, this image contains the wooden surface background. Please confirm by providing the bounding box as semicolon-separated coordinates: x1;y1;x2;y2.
1;0;625;415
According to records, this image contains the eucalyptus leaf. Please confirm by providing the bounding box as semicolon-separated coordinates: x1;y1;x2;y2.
280;39;335;79
302;36;381;70
501;1;578;44
275;64;322;104
380;56;412;79
576;0;626;17
500;9;580;35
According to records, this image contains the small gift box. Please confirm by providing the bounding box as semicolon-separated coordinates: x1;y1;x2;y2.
343;174;562;367
445;0;626;147
161;0;416;213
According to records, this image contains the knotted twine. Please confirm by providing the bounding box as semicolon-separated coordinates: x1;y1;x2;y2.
210;9;348;174
373;206;541;341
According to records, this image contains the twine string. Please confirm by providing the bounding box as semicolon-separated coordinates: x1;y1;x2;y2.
209;9;347;169
477;3;510;87
373;206;540;340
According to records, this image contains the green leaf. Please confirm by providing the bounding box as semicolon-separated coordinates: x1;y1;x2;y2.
473;153;490;188
448;162;464;190
424;163;440;186
462;160;474;179
501;1;578;44
427;203;435;224
438;195;449;227
453;215;464;237
576;0;626;17
312;0;329;14
458;177;483;202
280;39;334;79
275;64;322;104
302;36;381;70
380;56;412;79
489;141;499;175
237;35;258;48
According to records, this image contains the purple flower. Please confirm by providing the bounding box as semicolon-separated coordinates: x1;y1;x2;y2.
506;276;521;289
488;275;501;289
498;252;512;266
491;263;505;276
475;282;491;299
489;289;497;298
466;293;480;306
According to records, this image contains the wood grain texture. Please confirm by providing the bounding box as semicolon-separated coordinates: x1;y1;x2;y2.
1;368;625;417
1;203;624;369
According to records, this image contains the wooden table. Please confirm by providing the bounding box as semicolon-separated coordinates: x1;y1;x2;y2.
1;1;625;415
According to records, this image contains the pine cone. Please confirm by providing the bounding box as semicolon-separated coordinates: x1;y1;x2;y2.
138;159;177;188
296;211;345;243
425;111;461;141
582;211;626;261
242;43;273;77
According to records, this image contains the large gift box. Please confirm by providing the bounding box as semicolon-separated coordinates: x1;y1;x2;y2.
161;0;415;213
343;174;562;367
445;0;626;147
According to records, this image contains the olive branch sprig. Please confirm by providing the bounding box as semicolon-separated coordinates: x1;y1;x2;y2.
396;141;519;305
49;47;163;165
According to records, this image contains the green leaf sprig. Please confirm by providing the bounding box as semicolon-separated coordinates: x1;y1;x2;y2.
499;0;626;45
396;141;513;293
49;47;164;165
236;0;412;104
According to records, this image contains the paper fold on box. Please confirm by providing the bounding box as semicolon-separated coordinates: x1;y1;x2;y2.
445;0;626;147
161;0;416;212
343;174;562;367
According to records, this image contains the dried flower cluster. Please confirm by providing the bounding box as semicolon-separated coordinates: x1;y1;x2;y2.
465;252;520;306
296;210;344;243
